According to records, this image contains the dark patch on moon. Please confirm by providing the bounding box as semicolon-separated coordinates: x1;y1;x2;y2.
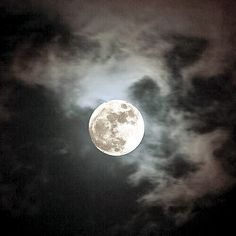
121;103;127;109
90;113;127;154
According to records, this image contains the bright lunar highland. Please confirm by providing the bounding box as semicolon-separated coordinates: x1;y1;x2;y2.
89;100;145;156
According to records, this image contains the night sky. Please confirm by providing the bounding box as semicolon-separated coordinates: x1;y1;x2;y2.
1;0;236;235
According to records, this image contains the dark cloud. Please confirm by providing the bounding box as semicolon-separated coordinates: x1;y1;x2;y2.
147;132;177;159
0;79;65;215
183;74;236;133
164;35;208;91
129;76;162;117
163;154;199;179
0;4;70;64
215;138;236;177
165;35;208;71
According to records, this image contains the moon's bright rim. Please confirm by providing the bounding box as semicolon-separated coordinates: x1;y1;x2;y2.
88;100;145;156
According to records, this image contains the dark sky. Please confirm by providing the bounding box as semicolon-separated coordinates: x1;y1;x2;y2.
0;0;236;235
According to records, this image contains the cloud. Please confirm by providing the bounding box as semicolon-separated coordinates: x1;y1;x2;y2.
123;30;236;225
1;0;236;234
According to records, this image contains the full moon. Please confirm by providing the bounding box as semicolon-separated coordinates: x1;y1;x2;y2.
89;100;145;156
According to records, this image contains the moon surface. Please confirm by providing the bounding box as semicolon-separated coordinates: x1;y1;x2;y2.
89;100;145;156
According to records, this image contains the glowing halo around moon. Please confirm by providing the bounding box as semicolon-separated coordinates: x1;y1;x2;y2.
88;100;145;156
